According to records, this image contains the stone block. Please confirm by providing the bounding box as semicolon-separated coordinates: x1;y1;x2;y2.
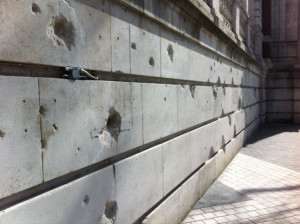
130;24;160;77
198;157;216;199
0;166;115;224
180;171;201;218
177;85;201;130
0;0;111;71
267;89;293;100
115;145;163;224
267;101;293;113
111;16;130;73
294;88;300;100
0;76;42;199
142;189;181;224
190;126;208;171
188;44;210;82
161;29;189;79
142;83;177;144
40;78;143;181
199;86;215;123
163;133;192;195
231;110;246;135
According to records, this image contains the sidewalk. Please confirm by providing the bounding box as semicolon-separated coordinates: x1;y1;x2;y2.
182;124;300;224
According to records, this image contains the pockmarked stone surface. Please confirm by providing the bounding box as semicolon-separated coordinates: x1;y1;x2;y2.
183;124;300;224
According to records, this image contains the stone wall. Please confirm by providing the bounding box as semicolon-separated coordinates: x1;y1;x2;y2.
0;0;264;223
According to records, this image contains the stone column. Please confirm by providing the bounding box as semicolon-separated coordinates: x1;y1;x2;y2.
232;1;242;43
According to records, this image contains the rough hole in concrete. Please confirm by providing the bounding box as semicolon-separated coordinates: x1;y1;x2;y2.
22;99;26;103
99;34;102;40
54;99;56;103
0;129;5;139
212;86;218;99
131;42;136;49
238;98;242;109
81;195;89;208
99;108;122;146
41;139;47;150
102;201;118;224
46;13;76;51
189;85;196;98
222;135;225;147
164;97;167;101
39;106;46;118
77;147;80;152
117;36;119;40
31;3;41;14
24;129;28;133
167;44;174;62
53;124;58;131
149;57;154;66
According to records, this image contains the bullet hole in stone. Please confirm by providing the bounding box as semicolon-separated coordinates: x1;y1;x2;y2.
99;34;102;40
217;77;221;84
41;139;47;149
23;99;26;103
24;129;28;133
0;129;5;139
39;106;46;118
167;44;174;62
189;85;195;98
47;13;76;51
238;98;242;109
99;108;122;146
212;86;218;99
54;99;56;103
164;97;167;101
102;201;118;224
149;57;154;66
209;146;215;158
82;195;89;208
77;147;80;152
117;36;119;40
131;42;136;50
31;3;41;14
53;124;58;131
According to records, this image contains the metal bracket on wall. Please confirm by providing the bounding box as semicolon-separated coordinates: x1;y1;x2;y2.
63;66;99;80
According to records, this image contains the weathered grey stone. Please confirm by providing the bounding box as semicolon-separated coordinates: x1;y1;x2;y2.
142;190;181;224
142;83;177;143
161;29;189;79
0;76;42;199
0;0;111;71
0;166;115;224
177;85;201;130
130;24;161;77
40;78;143;181
163;133;192;195
198;156;216;199
115;145;163;224
180;171;201;218
111;16;130;73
